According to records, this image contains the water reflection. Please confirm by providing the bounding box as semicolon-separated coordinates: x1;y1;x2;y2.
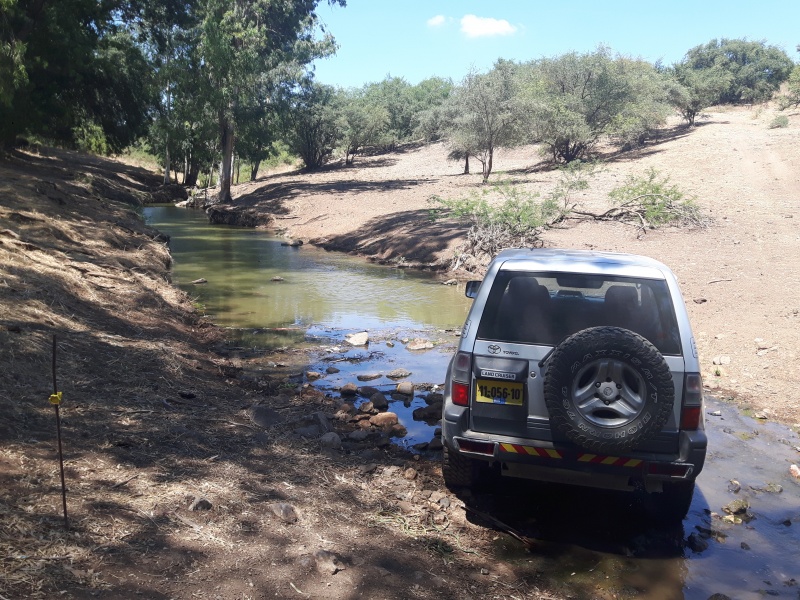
143;205;472;332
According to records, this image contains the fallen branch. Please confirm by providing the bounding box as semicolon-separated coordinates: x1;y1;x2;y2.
708;278;732;284
110;474;139;489
464;506;537;550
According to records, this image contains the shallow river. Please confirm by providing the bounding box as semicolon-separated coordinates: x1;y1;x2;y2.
144;205;800;600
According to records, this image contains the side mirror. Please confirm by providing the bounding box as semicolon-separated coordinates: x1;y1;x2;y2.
465;280;481;299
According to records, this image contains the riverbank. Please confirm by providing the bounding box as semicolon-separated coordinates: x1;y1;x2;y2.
0;147;568;599
219;105;800;429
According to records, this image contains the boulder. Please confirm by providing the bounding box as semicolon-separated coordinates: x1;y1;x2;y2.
267;502;298;523
370;392;389;410
320;432;342;449
189;496;212;511
387;368;412;379
424;392;444;405
396;381;415;396
413;404;442;421
248;405;285;428
406;339;434;351
357;372;382;382
340;382;358;396
345;331;369;346
369;412;399;428
313;549;344;575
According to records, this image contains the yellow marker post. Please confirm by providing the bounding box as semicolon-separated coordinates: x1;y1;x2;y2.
51;336;68;529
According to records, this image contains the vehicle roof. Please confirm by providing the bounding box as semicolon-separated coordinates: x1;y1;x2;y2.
493;248;674;280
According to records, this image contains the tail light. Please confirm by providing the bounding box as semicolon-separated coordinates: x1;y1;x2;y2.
452;382;469;406
451;352;471;406
680;373;704;430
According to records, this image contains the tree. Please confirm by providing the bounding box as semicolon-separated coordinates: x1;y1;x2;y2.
779;61;800;110
0;0;155;149
338;88;388;165
680;38;793;105
197;0;344;203
669;64;732;125
286;79;340;169
521;48;674;163
444;61;525;182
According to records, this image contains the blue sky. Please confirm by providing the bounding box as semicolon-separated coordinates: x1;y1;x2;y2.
311;0;800;88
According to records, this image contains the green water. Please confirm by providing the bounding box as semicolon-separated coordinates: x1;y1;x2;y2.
142;205;472;335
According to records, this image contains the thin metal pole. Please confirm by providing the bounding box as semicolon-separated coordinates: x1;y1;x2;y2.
52;335;68;530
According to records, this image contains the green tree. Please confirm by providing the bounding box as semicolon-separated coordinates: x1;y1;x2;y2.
669;63;732;125
338;87;388;165
444;61;525;182
521;48;674;163
0;0;156;149
197;0;344;203
680;38;793;105
286;79;340;169
411;76;453;141
779;63;800;110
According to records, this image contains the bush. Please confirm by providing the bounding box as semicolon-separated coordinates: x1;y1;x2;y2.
607;168;706;228
72;119;110;155
769;114;789;129
430;163;594;270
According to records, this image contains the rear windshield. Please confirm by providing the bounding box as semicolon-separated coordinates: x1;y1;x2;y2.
476;271;682;355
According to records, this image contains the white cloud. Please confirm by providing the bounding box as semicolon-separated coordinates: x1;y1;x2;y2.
427;15;447;28
460;14;517;38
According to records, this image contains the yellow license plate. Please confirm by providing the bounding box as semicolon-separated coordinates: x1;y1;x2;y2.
475;379;524;405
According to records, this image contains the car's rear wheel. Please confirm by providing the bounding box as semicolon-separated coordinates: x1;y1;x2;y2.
544;326;675;453
645;481;695;523
442;444;483;489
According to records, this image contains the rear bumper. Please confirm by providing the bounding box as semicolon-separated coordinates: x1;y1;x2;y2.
443;406;707;492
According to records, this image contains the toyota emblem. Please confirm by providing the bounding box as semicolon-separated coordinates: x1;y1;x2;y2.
488;344;501;355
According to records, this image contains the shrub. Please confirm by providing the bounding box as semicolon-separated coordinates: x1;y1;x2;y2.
769;114;789;129
430;163;594;270
607;168;706;228
72;119;110;155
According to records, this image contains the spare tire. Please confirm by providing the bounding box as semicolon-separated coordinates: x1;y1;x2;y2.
544;326;674;453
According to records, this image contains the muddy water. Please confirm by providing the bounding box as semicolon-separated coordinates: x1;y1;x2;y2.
143;205;471;335
144;206;800;599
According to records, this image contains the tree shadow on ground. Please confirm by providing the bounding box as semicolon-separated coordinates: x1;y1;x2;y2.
318;209;464;264
233;177;437;210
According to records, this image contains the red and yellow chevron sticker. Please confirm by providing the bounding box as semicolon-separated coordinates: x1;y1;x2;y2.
499;443;562;459
497;444;642;468
577;453;643;468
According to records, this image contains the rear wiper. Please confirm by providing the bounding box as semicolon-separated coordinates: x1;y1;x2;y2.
538;347;556;368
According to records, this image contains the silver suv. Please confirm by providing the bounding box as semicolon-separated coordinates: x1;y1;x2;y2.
442;249;706;521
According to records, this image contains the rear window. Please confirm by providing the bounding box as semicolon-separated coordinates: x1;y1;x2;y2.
476;271;682;355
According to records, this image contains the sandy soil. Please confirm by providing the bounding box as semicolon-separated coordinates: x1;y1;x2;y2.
2;103;799;599
228;104;800;427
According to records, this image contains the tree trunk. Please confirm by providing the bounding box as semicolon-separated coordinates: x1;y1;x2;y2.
250;159;261;181
483;148;493;183
163;139;171;185
463;155;470;175
218;113;234;203
185;155;201;187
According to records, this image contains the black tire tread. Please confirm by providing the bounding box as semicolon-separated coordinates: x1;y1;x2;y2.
442;444;479;488
543;326;675;453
